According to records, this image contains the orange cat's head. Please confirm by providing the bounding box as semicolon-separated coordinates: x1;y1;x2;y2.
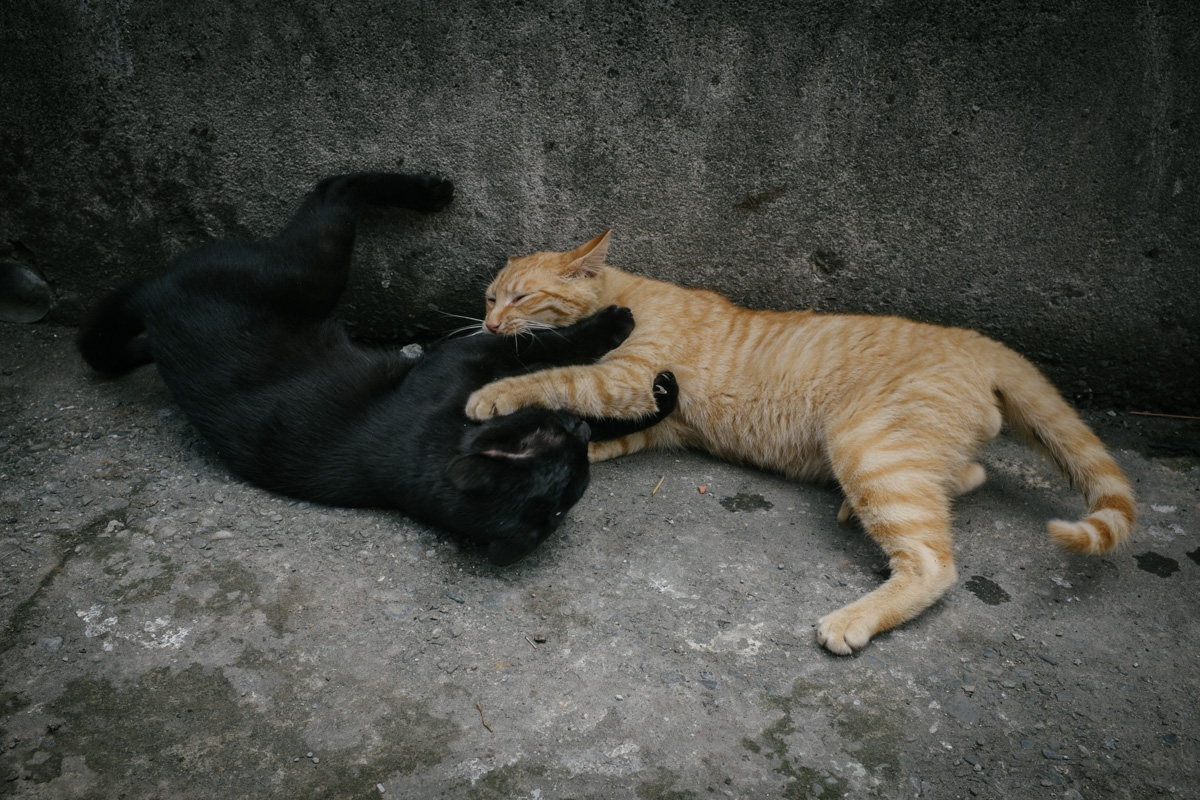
483;230;611;335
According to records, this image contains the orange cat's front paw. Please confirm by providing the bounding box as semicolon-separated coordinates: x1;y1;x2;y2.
816;606;876;656
465;386;506;420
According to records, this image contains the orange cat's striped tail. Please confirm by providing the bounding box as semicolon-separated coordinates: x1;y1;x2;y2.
988;343;1135;554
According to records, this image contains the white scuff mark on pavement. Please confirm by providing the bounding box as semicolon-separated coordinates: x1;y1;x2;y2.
77;606;117;637
651;579;696;599
686;622;764;656
137;617;191;649
445;754;521;786
75;607;191;650
559;742;644;776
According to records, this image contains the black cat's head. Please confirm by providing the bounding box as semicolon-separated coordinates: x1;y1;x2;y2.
446;408;591;565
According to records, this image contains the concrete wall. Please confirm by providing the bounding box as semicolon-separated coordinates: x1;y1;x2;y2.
2;0;1197;411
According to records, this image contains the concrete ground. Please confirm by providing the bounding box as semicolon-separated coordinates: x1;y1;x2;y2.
1;321;1197;799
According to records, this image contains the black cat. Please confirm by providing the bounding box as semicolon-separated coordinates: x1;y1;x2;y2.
78;172;676;564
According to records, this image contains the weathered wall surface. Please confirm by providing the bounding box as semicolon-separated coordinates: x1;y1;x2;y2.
2;0;1197;410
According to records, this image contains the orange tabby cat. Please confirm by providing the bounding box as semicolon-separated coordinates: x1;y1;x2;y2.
465;230;1136;655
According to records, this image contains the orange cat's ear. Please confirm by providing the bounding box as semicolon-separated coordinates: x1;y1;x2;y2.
561;229;611;279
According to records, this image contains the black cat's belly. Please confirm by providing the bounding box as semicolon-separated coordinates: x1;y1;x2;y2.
77;171;677;565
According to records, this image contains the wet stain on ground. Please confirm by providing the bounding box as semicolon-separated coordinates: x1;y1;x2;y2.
2;664;458;797
1135;551;1180;578
964;576;1011;605
1188;547;1200;567
720;493;773;513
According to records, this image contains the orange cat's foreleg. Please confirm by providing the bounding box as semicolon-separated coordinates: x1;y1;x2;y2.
465;361;660;421
818;472;957;655
588;421;681;462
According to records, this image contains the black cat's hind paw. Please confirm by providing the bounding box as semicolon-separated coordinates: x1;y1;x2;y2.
406;173;455;213
652;371;678;416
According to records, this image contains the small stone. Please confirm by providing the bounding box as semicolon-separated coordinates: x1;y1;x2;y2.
1042;748;1062;760
39;636;63;654
1037;652;1057;665
209;530;234;540
188;536;208;549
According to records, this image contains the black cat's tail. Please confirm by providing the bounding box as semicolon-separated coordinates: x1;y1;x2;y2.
77;279;154;376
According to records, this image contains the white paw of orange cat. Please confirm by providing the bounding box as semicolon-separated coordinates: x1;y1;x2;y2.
816;606;877;655
465;384;520;420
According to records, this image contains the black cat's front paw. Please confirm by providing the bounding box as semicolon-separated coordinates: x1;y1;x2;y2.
592;305;636;350
407;173;455;212
652;371;679;416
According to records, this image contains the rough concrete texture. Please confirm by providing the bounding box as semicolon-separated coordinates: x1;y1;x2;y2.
3;322;1199;798
2;1;1198;410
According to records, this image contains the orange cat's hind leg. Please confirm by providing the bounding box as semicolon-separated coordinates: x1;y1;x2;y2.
818;471;957;655
837;461;984;526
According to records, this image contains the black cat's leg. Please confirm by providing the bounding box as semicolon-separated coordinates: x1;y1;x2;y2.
313;172;454;213
584;371;678;441
267;172;453;319
509;305;636;367
267;198;359;318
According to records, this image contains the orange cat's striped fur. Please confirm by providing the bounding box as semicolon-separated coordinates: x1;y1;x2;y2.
465;230;1136;655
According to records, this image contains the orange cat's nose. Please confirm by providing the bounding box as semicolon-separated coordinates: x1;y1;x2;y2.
485;320;501;334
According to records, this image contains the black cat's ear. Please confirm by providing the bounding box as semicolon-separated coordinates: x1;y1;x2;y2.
562;229;611;280
447;445;535;493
